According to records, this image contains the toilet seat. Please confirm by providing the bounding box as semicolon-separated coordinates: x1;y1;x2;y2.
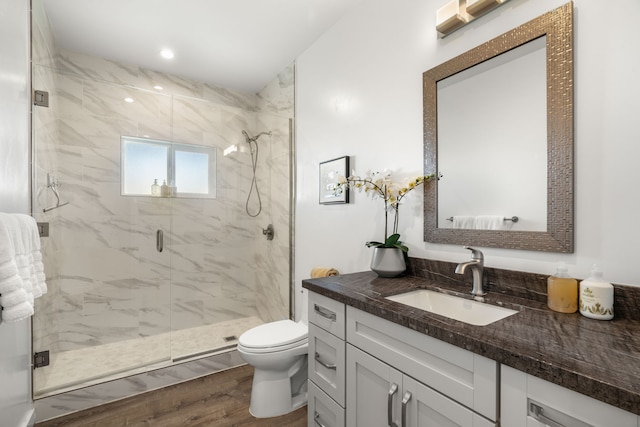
238;320;308;353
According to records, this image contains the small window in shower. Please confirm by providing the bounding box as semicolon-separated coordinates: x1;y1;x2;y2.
121;136;217;199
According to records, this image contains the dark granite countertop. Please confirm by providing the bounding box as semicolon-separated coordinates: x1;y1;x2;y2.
302;260;640;416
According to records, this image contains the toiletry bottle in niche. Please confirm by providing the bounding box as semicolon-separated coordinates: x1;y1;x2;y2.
161;179;170;197
151;179;161;197
579;265;614;320
547;263;578;313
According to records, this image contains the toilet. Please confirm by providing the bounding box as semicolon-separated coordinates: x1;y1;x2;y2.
237;319;309;418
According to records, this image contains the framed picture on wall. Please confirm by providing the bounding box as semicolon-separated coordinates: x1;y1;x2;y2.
319;156;350;204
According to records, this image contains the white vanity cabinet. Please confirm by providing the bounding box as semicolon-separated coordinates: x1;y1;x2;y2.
346;306;498;426
501;365;639;427
347;344;494;427
308;292;347;427
307;288;640;427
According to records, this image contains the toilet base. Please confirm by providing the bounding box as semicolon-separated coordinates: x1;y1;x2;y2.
248;356;308;418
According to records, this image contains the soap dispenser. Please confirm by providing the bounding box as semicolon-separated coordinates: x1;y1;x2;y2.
160;179;170;197
547;263;578;313
151;179;161;197
579;265;614;320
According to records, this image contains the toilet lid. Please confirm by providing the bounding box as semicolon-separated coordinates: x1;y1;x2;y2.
239;319;308;349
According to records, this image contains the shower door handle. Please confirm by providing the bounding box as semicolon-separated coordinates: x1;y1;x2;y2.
156;230;163;252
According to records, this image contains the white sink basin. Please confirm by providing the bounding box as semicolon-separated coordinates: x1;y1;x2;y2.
385;289;518;326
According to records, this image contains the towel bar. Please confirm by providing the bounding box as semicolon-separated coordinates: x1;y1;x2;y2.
446;216;519;223
42;173;69;212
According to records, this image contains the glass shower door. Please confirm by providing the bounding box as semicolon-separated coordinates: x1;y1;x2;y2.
31;63;174;398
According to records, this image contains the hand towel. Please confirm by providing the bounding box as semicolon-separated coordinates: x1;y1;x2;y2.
310;267;340;278
452;216;477;229
0;215;34;322
22;214;47;296
0;213;44;323
475;215;507;230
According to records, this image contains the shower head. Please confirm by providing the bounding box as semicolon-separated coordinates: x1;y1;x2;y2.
242;129;272;143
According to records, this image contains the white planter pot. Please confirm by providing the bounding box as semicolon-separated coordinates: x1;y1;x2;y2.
370;247;406;278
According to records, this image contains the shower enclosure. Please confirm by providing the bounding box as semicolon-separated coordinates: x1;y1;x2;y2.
31;0;293;400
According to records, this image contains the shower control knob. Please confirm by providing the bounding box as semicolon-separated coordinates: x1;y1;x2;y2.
263;224;274;241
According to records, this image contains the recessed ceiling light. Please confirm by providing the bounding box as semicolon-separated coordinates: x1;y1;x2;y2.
153;85;163;90
160;49;174;60
124;97;134;103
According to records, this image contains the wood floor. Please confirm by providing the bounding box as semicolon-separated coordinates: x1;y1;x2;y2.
35;364;307;427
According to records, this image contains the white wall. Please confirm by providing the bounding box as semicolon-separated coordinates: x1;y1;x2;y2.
0;0;35;425
294;0;640;315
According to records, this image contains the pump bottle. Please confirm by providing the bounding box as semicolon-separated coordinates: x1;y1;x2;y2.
547;263;578;313
579;265;614;320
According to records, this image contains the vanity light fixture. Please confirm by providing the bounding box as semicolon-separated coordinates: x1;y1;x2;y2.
160;49;174;60
436;0;469;36
466;0;508;16
436;0;510;37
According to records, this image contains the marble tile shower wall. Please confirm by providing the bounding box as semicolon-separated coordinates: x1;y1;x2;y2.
254;67;294;322
31;37;292;353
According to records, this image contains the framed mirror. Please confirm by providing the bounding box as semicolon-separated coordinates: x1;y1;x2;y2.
423;2;573;252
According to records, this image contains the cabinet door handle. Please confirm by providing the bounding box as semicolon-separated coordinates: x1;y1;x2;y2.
401;391;412;427
314;352;336;370
529;402;566;427
156;229;163;252
314;411;327;427
387;383;399;427
314;304;336;321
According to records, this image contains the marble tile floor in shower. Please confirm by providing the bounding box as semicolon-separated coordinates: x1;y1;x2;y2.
34;316;263;398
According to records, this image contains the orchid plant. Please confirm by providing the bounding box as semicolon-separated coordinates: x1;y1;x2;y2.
333;170;434;252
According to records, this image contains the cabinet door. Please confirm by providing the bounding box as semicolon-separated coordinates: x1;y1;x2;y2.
403;376;495;427
346;344;403;427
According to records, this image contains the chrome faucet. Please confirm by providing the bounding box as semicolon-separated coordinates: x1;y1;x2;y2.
455;246;486;297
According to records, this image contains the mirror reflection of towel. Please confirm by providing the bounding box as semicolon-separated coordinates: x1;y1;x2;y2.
452;215;509;230
452;216;476;229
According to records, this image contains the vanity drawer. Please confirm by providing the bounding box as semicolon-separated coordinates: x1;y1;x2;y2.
309;323;346;406
346;306;498;421
308;380;345;427
309;291;346;339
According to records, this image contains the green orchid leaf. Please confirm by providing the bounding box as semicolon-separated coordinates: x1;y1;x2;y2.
385;234;401;246
397;244;409;253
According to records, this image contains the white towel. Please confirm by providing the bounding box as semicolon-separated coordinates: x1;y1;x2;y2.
452;216;477;229
475;215;508;230
0;213;46;323
452;215;507;230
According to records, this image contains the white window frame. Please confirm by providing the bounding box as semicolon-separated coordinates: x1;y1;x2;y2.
121;136;217;199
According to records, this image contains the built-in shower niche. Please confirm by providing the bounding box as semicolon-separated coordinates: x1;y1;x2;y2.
121;136;217;199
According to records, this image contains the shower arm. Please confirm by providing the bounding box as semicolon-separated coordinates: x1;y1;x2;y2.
242;130;272;143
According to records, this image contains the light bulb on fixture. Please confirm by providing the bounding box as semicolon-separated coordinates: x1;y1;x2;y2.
160;49;174;60
223;145;238;156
